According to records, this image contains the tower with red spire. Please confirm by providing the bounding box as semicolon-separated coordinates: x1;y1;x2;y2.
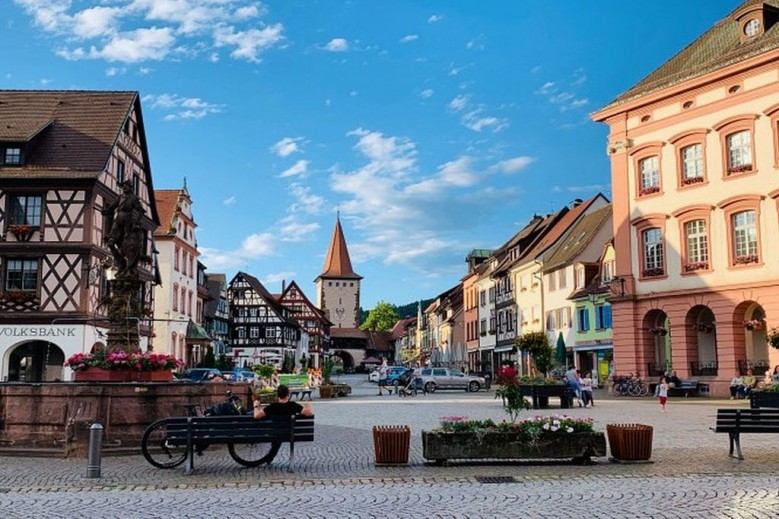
315;216;362;329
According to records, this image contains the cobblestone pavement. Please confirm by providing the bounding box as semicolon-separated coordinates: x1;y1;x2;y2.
0;376;777;518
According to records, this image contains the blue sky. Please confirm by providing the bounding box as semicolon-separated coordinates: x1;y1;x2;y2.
2;1;736;310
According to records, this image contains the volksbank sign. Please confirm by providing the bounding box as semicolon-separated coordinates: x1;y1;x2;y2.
0;327;78;338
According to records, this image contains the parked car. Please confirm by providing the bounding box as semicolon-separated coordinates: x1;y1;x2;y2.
368;366;406;383
418;368;486;393
177;368;223;381
224;369;255;383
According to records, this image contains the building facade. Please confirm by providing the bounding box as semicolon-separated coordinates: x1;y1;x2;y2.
593;0;779;395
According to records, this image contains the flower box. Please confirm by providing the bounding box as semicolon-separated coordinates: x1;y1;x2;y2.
734;254;758;265
130;370;174;382
642;267;664;277
7;224;36;242
638;185;660;196
682;176;704;186
727;164;752;174
683;261;708;272
421;430;606;464
73;368;134;382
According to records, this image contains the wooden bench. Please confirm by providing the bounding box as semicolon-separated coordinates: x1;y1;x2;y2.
288;386;313;400
710;408;779;460
143;415;314;474
668;380;699;397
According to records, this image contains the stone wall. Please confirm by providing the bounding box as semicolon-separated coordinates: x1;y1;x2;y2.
0;382;253;457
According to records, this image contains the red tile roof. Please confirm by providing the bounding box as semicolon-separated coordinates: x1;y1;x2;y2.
317;217;362;279
153;190;180;237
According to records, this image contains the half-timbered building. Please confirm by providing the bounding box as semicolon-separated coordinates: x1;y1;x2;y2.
0;90;160;382
277;280;331;369
227;271;301;369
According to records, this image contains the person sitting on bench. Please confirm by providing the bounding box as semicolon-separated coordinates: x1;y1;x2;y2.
253;384;314;463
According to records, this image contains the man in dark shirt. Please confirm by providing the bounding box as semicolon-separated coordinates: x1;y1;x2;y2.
252;384;313;464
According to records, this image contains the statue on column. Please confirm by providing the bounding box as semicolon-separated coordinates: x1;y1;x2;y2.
102;180;145;278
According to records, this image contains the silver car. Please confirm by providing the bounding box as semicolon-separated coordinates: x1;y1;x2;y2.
419;368;485;393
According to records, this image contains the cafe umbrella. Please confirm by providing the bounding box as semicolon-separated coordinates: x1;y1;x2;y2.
555;332;567;368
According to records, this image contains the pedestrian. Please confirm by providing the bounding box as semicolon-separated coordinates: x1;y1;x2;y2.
377;359;389;396
566;366;583;407
658;376;669;412
581;371;594;407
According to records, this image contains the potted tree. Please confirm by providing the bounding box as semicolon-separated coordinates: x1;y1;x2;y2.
319;359;335;398
253;364;278;404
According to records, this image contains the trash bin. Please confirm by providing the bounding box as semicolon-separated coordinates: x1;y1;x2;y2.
607;423;653;462
373;425;411;465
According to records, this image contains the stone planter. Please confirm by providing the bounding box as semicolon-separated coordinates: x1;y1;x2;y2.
750;391;779;409
73;368;133;382
130;370;174;382
421;430;606;465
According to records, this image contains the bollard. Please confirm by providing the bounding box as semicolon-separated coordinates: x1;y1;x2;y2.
86;422;103;478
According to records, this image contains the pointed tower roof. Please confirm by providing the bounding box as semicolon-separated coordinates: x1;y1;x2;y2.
317;216;362;280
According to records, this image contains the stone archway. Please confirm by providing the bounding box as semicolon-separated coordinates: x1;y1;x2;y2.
686;305;717;376
734;301;769;376
331;350;354;371
6;341;66;382
643;309;670;377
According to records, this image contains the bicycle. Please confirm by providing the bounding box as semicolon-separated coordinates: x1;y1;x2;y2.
141;391;280;469
612;378;650;397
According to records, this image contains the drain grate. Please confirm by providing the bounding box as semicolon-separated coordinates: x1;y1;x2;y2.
475;476;519;484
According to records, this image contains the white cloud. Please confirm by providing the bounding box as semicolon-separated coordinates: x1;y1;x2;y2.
223;196;237;206
278;216;320;242
138;66;153;75
73;6;120;39
271;137;303;157
279;159;309;178
263;271;296;285
288;183;324;214
552;184;609;193
14;0;70;32
399;34;418;43
420;89;434;99
105;66;126;77
428;14;444;23
212;23;284;63
461;109;508;133
199;232;275;270
448;94;469;112
324;38;349;52
535;72;589;113
59;27;176;63
466;35;485;51
143;93;223;121
492;156;535;174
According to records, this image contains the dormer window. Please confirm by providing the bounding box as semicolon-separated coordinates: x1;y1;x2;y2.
744;18;760;37
3;146;22;165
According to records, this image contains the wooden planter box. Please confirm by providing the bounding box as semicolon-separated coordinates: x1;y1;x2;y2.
422;430;606;464
750;391;779;409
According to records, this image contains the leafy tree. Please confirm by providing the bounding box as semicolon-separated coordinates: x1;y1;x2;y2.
202;346;216;368
515;331;554;376
359;301;400;332
215;354;233;372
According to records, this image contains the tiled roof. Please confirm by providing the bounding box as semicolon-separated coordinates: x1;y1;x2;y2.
542;204;613;273
330;327;369;339
317;217;362;280
492;211;565;276
601;0;779;110
153;190;180;237
0;90;136;176
237;271;298;326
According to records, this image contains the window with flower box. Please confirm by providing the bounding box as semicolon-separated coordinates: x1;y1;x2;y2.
10;195;42;227
685;220;709;270
763;103;779;167
714;114;757;178
670;126;708;188
718;194;763;268
630;141;664;198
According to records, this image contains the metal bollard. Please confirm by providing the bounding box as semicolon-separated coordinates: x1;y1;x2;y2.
86;422;103;478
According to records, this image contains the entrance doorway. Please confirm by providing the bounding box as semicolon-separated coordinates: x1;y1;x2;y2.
7;341;65;382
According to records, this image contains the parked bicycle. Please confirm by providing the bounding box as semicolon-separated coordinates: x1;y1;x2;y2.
141;390;278;469
612;376;650;397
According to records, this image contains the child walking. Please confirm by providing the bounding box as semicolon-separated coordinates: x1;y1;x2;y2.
658;376;669;412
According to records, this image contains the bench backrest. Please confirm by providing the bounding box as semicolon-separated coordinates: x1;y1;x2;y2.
715;408;779;433
163;415;315;444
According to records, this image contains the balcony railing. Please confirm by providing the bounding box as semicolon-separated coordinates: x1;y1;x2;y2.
647;362;669;377
690;361;718;377
738;359;769;376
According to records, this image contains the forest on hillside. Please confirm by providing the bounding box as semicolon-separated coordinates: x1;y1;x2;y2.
359;298;434;324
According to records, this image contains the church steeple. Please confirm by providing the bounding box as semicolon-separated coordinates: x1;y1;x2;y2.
317;215;362;280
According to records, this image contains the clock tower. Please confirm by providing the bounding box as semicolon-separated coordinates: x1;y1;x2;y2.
315;216;362;328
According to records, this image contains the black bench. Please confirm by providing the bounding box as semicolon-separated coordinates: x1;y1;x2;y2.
142;415;314;474
711;408;779;460
288;387;313;400
668;380;699;397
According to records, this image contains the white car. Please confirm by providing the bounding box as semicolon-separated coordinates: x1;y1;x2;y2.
369;369;380;382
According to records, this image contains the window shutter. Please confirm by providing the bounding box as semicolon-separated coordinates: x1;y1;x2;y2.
605;304;613;328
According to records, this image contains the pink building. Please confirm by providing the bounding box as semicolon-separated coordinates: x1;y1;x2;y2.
593;0;779;396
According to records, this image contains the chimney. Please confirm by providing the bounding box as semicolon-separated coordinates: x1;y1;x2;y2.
571;198;583;208
281;280;286;292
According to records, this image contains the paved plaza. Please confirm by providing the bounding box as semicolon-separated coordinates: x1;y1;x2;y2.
0;375;777;518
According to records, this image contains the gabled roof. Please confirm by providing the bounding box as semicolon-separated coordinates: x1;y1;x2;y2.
599;0;779;112
0;90;136;176
233;271;298;326
153;190;180;237
492;211;566;276
390;317;416;340
317;216;362;280
279;280;333;327
542;204;613;273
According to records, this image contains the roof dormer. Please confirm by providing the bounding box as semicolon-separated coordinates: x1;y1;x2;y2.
734;2;779;43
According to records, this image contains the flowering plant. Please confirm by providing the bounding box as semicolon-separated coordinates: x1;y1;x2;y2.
494;366;532;421
436;415;595;441
65;351;181;371
691;323;714;333
0;290;37;303
727;164;752;174
642;267;664;277
639;185;660;196
683;261;708;272
682;176;704;186
743;319;763;331
7;224;31;234
766;328;779;350
734;254;758;265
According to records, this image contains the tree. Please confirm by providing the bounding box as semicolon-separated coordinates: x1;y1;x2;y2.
515;331;554;376
359;301;400;332
215;354;233;372
202;346;216;368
